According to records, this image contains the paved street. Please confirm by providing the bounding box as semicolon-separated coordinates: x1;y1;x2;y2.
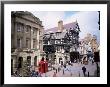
11;60;99;77
41;61;99;77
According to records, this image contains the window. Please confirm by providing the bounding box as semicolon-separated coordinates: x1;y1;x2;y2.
33;39;36;48
17;38;21;48
33;28;37;35
26;25;31;33
50;39;55;44
26;38;29;48
57;46;60;51
56;40;60;44
17;23;23;32
17;23;21;32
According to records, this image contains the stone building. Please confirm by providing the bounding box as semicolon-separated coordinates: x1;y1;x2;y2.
78;39;86;55
90;35;99;52
11;11;44;75
43;20;80;64
78;34;99;60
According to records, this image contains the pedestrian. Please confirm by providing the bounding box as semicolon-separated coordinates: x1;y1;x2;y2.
63;69;65;75
64;64;66;68
82;66;86;77
35;71;39;77
31;70;35;77
88;71;89;77
56;69;57;73
92;59;94;65
79;71;80;77
53;72;56;77
58;67;60;72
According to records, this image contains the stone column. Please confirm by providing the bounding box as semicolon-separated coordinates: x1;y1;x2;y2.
31;27;33;49
22;24;26;48
37;28;39;49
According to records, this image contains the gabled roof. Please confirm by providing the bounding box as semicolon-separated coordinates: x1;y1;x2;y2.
44;22;77;34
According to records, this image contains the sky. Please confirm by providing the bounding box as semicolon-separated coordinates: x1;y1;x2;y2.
31;11;100;43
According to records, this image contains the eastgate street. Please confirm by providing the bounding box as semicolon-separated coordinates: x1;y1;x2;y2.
11;11;100;77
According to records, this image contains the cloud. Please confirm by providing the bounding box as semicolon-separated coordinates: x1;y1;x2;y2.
64;11;100;42
31;11;65;29
31;11;100;42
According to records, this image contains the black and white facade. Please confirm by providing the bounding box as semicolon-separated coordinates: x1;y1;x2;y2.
43;20;80;64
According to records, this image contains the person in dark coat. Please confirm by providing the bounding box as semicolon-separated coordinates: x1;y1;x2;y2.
63;69;65;75
56;69;57;73
58;67;60;72
82;66;86;77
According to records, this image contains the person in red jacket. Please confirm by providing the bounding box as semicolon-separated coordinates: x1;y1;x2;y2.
38;57;45;74
38;57;49;74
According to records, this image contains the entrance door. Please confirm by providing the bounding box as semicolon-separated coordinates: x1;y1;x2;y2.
34;56;37;66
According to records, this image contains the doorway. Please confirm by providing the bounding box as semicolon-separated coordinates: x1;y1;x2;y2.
34;56;37;66
18;57;23;68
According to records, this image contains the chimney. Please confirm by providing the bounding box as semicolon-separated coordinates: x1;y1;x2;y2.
58;20;63;32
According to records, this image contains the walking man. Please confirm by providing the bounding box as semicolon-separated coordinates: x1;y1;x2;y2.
56;69;57;73
82;66;86;77
63;68;65;75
